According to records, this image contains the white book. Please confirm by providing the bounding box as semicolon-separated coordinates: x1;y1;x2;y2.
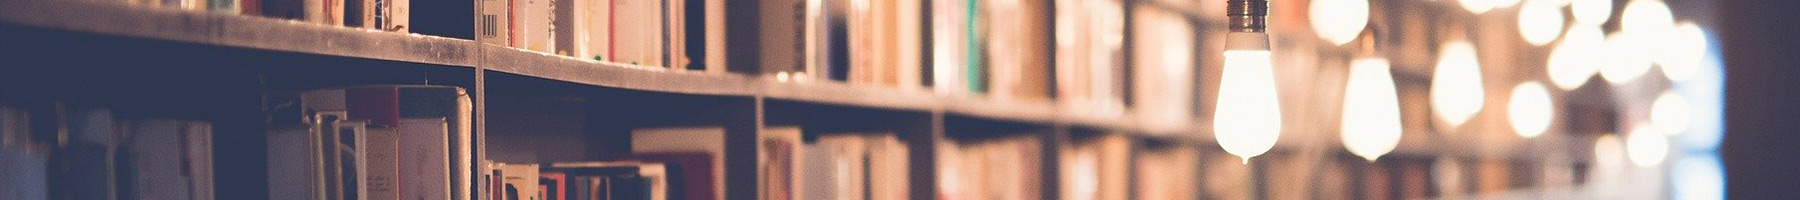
268;125;326;200
121;120;181;200
630;126;725;200
365;126;400;200
398;118;451;200
518;0;555;52
476;0;513;46
611;0;664;66
183;121;217;200
930;0;969;95
577;0;612;61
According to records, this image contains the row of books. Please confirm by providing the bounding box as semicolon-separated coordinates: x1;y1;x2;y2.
0;104;216;200
264;85;474;200
473;0;1147;117
102;0;1175;120
93;0;471;39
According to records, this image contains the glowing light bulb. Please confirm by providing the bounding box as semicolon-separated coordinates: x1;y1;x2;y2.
1309;0;1368;45
1508;82;1555;138
1570;0;1612;25
1340;57;1402;161
1458;0;1498;14
1651;91;1692;136
1599;32;1653;85
1656;23;1709;82
1621;0;1675;33
1459;0;1519;14
1517;0;1564;46
1546;26;1605;90
1431;41;1485;128
1215;35;1283;163
1216;0;1281;164
1626;127;1669;167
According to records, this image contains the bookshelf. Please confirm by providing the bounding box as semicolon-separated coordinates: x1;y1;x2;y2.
0;0;1611;199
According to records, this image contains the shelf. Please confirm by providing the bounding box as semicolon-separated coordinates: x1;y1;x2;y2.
0;0;477;68
0;0;1587;160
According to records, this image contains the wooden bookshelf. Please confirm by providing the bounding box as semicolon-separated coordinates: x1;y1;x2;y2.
0;0;1611;199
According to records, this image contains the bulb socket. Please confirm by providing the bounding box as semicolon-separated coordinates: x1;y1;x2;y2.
1228;0;1269;33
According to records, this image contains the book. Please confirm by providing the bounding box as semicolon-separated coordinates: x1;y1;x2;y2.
804;133;909;200
759;127;801;200
310;0;346;25
365;126;401;200
399;118;451;200
1061;134;1129;200
940;135;1042;200
630;126;724;200
930;0;970;94
552;0;610;61
496;163;541;200
118;120;217;200
517;0;554;52
1129;8;1197;127
1131;143;1197;200
272;85;470;200
52;106;118;200
541;172;566;200
611;0;665;66
476;0;512;46
590;153;715;200
548;161;671;200
349;0;407;31
267;116;326;200
0;106;51;200
982;0;1051;102
335;121;369;200
1053;0;1126;116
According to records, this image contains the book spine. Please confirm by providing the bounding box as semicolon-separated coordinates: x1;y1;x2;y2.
366;127;400;200
268;125;325;200
184;121;217;200
54;106;117;200
397;118;450;200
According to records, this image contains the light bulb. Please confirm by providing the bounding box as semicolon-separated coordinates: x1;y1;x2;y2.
1656;23;1708;82
1546;26;1605;90
1459;0;1518;14
1216;44;1283;163
1309;0;1368;45
1621;0;1675;33
1508;82;1555;138
1626;126;1669;167
1651;91;1692;136
1215;0;1280;163
1570;0;1612;25
1599;32;1653;85
1458;0;1498;14
1517;0;1564;46
1340;57;1403;161
1431;41;1485;128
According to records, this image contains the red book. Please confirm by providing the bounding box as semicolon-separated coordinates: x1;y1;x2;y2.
540;172;566;200
345;87;401;127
